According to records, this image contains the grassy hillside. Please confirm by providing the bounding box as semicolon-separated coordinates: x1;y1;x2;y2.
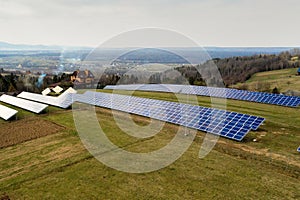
0;91;299;199
233;68;300;93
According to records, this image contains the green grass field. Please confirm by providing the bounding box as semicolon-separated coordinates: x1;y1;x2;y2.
0;87;299;199
233;68;300;92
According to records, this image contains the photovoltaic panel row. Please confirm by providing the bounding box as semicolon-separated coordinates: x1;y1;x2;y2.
0;94;48;113
77;91;264;138
181;85;300;107
105;84;183;93
104;84;300;107
0;104;18;120
17;88;77;109
73;91;265;141
17;92;73;108
80;91;264;131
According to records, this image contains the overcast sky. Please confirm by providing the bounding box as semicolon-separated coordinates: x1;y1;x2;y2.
0;0;299;47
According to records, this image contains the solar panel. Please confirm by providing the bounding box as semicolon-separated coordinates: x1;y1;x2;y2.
53;86;63;94
297;146;300;152
73;91;265;141
105;84;182;93
0;104;18;120
17;88;76;109
41;88;51;96
17;92;72;108
63;87;77;95
0;94;48;113
104;84;300;107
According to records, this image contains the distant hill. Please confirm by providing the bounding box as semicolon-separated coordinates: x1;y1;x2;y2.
0;41;91;51
97;47;297;64
205;47;294;59
0;41;296;59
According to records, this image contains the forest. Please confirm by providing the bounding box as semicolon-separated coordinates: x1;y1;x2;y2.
176;50;300;87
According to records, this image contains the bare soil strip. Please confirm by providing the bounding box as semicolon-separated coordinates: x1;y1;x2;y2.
0;117;65;148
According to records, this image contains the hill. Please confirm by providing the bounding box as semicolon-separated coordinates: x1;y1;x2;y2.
0;41;294;59
233;68;300;94
0;41;91;51
174;51;300;87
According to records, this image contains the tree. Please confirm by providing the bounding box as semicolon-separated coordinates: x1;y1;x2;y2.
188;77;195;85
272;87;280;94
8;83;16;92
53;75;58;83
256;81;271;92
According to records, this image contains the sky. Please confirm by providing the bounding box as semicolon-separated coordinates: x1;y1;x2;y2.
0;0;299;47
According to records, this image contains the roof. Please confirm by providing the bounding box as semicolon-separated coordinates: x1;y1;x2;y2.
76;70;94;79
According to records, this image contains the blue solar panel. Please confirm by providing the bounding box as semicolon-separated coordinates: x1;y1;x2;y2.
73;91;265;141
104;84;300;107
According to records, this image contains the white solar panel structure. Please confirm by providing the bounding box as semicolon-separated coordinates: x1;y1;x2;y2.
17;88;76;109
104;84;300;107
0;94;48;113
41;88;51;96
53;86;63;94
0;104;18;120
73;91;265;141
63;87;77;94
17;92;73;108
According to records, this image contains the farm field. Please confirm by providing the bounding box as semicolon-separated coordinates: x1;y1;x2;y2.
0;88;299;199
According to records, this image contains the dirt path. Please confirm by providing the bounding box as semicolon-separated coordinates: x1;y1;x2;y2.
217;140;300;168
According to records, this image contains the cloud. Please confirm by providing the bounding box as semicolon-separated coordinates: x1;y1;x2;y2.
0;1;33;18
0;0;299;47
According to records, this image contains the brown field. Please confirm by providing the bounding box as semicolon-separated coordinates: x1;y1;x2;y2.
0;117;65;148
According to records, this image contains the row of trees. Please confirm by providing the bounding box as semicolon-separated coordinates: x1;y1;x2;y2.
0;73;72;93
175;51;300;87
105;51;300;89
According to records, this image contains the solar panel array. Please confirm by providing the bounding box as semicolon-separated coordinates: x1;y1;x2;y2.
73;91;265;141
0;94;48;113
104;84;182;93
0;104;18;120
104;84;300;107
17;92;73;108
17;88;76;109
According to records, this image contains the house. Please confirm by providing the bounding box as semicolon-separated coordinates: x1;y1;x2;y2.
291;56;299;62
71;70;95;84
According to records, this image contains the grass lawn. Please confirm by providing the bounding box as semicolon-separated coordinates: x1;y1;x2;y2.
0;89;299;199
